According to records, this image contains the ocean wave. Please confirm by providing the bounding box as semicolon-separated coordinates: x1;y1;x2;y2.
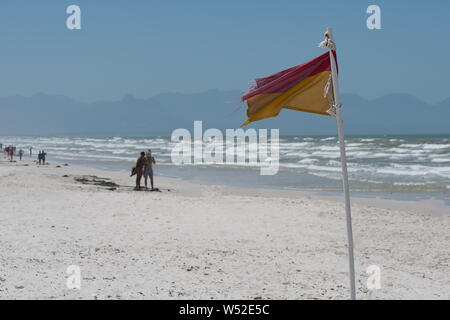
422;144;450;150
360;139;376;142
298;158;318;164
379;164;450;178
431;158;450;163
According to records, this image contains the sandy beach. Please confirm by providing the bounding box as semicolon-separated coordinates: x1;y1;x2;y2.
0;157;448;300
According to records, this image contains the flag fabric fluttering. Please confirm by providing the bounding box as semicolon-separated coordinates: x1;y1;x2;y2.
241;51;337;126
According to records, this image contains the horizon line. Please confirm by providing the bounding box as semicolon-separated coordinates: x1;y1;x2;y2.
0;90;447;106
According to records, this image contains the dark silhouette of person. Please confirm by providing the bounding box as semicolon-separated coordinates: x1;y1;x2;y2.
134;152;145;190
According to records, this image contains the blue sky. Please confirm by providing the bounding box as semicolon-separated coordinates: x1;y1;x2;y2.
0;0;449;103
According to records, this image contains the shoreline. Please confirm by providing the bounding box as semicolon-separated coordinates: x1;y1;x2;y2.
0;157;449;299
40;157;450;213
18;154;450;211
2;134;449;200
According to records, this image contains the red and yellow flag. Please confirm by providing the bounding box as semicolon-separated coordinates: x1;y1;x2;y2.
241;52;337;126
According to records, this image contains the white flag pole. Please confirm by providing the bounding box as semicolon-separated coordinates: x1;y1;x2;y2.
325;27;356;300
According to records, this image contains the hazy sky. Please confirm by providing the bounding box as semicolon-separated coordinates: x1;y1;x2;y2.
0;0;449;103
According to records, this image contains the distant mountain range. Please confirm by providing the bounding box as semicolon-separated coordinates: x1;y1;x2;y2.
0;90;449;135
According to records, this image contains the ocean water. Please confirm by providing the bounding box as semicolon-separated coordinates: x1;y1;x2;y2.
1;135;449;201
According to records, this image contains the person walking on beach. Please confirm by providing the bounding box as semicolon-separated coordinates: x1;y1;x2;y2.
29;147;33;157
8;146;14;162
41;150;46;165
19;149;24;161
134;152;146;190
38;151;42;165
143;149;156;190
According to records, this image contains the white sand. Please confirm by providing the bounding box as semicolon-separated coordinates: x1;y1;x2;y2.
0;158;448;300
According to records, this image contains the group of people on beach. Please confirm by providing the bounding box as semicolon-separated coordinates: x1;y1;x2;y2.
1;144;46;164
3;145;26;161
3;145;17;161
3;142;157;191
133;149;156;191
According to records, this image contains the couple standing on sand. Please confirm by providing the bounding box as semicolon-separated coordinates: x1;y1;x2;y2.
38;150;47;165
134;150;156;191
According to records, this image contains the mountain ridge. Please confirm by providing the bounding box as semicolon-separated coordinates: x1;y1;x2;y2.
0;91;448;135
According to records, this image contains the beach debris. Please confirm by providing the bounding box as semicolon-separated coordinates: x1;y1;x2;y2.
74;175;119;189
63;175;69;178
14;285;24;290
185;265;199;272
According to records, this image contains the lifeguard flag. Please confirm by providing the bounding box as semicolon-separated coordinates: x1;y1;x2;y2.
241;51;337;126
